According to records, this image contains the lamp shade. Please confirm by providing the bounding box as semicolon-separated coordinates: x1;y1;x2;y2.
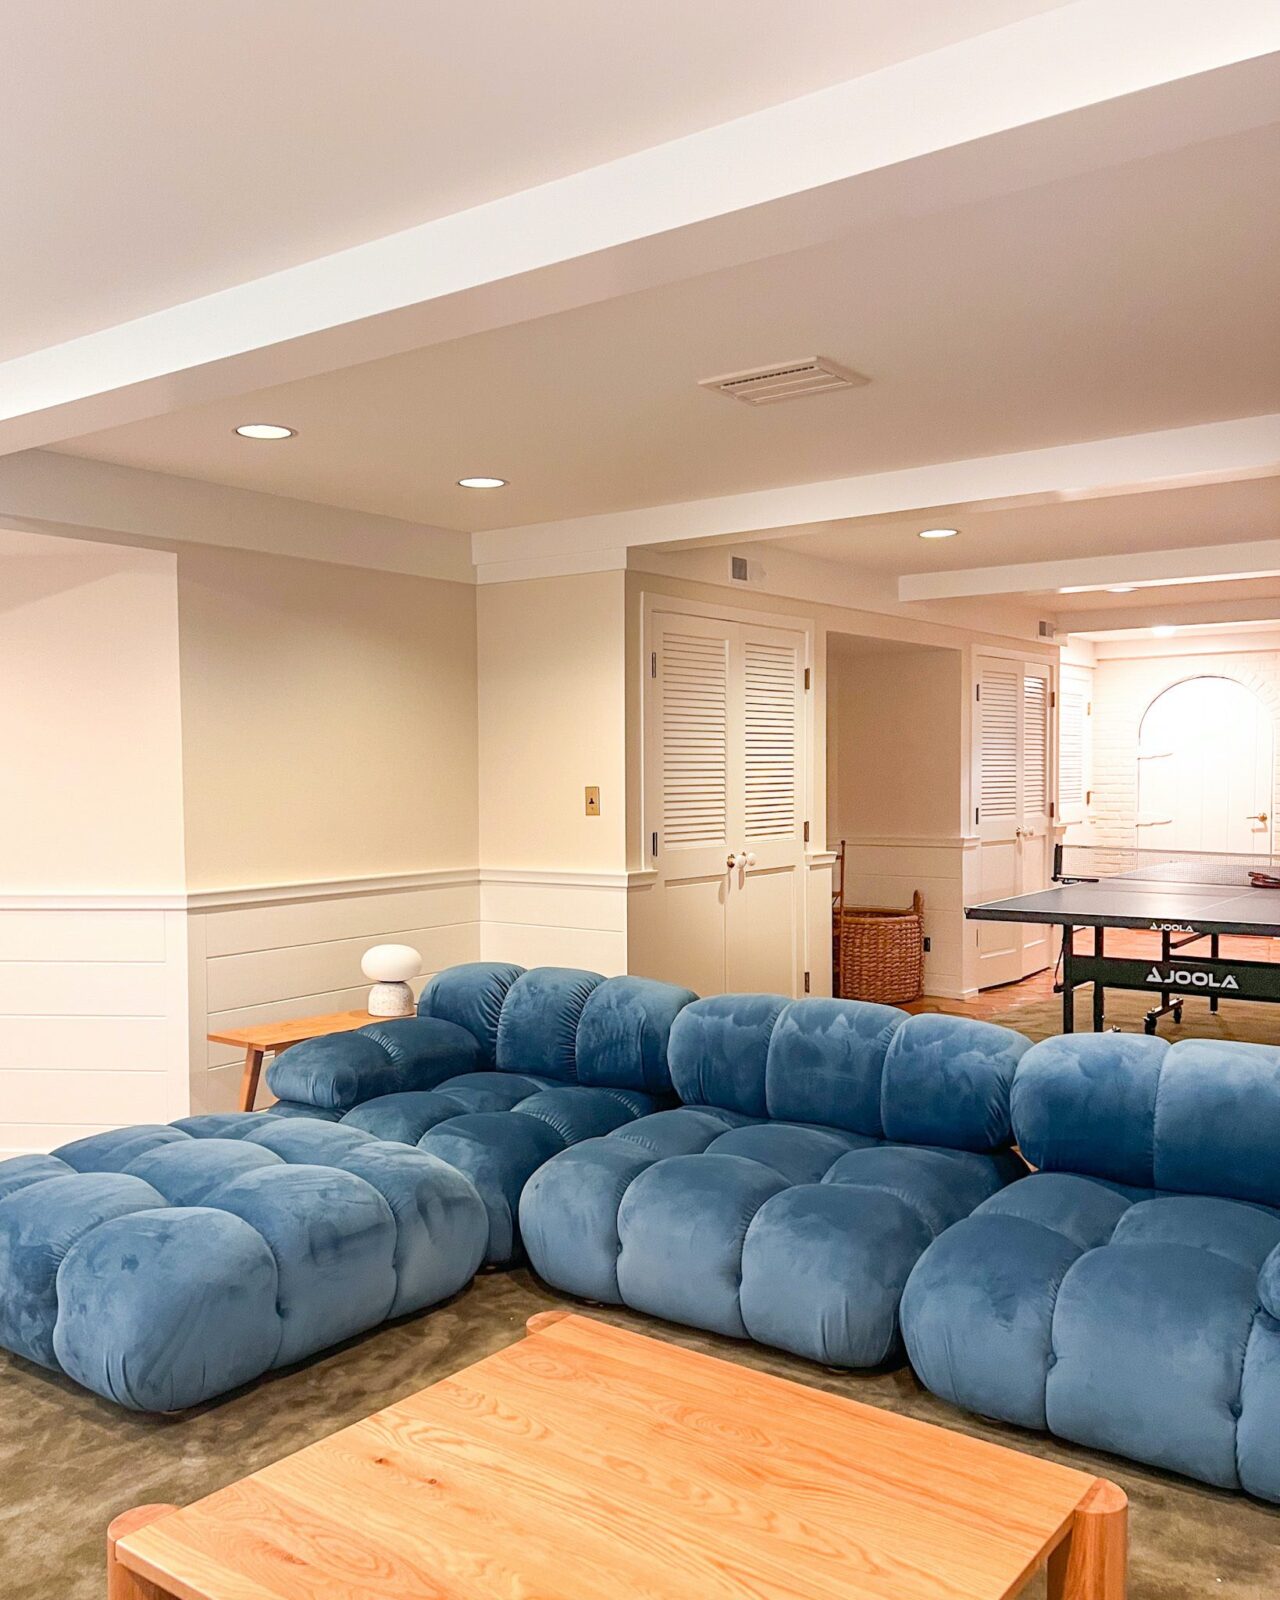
361;944;422;983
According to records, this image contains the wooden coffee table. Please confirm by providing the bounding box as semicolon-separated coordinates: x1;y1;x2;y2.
108;1312;1125;1599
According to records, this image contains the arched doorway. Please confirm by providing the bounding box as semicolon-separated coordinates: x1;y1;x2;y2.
1137;676;1273;854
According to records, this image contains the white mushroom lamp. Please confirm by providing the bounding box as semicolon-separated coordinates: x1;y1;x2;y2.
361;943;422;1017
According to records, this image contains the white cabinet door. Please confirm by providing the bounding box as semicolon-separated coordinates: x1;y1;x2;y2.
645;608;808;997
973;654;1054;988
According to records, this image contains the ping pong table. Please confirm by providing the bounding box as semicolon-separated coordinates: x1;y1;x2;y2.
967;844;1280;1033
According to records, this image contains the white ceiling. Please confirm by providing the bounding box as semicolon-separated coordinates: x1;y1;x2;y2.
768;477;1280;579
0;0;1066;362
51;110;1280;533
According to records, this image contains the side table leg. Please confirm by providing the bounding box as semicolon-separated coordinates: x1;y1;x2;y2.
238;1047;266;1112
1046;1479;1128;1599
108;1505;178;1599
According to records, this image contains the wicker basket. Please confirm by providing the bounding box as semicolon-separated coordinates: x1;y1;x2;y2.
836;891;924;1004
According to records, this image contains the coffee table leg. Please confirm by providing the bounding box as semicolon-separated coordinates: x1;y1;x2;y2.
1046;1479;1127;1599
108;1505;178;1599
238;1047;266;1112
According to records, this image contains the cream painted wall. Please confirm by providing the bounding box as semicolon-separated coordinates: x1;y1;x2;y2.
827;643;963;840
0;528;189;1153
1;527;185;891
177;543;478;891
477;571;627;874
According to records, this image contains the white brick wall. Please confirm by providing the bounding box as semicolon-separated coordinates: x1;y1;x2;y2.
1089;650;1280;853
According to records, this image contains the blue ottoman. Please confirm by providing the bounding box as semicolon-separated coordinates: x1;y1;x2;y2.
0;1117;486;1410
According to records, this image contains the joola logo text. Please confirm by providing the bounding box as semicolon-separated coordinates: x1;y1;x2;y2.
1145;966;1238;991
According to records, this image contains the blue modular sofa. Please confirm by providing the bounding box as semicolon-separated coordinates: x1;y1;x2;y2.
269;963;698;1264
519;994;1030;1367
901;1031;1280;1499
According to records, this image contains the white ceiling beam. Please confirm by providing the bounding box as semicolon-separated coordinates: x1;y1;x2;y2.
474;414;1280;568
0;451;472;583
3;0;1277;457
900;529;1280;603
1064;594;1280;633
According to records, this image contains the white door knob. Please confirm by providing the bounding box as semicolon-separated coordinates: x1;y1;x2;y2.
726;852;740;869
743;851;757;866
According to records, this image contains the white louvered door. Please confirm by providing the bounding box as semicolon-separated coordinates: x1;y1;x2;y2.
973;654;1053;987
646;609;807;997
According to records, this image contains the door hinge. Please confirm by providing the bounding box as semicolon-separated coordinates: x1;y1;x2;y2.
975;805;981;824
975;683;981;701
803;820;810;843
651;831;658;856
803;970;811;994
650;651;657;678
1050;690;1057;709
803;667;811;690
1049;801;1056;819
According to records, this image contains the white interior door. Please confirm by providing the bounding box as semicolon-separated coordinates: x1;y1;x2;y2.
973;654;1053;987
646;607;807;997
1137;676;1273;855
1058;663;1093;842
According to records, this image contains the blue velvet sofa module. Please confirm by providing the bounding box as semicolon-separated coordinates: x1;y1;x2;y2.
520;994;1030;1368
0;1118;488;1410
901;1033;1280;1501
266;963;699;1266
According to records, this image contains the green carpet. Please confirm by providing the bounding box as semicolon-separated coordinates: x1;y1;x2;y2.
1;1271;1276;1598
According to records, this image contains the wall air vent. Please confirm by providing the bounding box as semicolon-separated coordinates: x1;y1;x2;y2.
1038;620;1058;640
699;357;869;406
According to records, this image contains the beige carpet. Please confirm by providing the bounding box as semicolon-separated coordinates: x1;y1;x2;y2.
2;1270;1277;1598
988;986;1280;1045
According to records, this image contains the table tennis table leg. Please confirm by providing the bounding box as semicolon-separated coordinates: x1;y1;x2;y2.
1092;927;1105;1031
1210;933;1220;1012
1061;926;1075;1034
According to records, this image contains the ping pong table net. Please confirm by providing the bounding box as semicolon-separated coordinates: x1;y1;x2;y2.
1055;843;1280;887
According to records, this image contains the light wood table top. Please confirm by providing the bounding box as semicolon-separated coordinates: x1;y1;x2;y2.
207;1009;397;1052
109;1312;1125;1600
208;1009;411;1113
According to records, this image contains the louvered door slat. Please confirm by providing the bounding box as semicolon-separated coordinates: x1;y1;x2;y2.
661;631;729;846
979;667;1019;818
743;638;799;840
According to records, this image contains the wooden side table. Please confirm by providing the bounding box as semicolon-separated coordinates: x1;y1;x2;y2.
208;1010;408;1112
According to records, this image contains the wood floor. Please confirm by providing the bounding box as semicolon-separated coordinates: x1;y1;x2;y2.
902;929;1280;1022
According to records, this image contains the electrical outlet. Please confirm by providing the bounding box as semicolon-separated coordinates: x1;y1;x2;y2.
584;786;601;816
923;936;932;953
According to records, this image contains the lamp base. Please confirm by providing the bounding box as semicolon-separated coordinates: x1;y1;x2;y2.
367;980;415;1018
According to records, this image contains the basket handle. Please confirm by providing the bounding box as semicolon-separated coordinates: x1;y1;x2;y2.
911;891;924;917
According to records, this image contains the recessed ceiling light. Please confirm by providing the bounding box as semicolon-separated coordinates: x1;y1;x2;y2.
234;423;295;440
457;476;507;489
1152;625;1177;637
918;527;958;540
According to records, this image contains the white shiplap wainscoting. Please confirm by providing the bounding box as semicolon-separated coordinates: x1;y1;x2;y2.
0;899;191;1157
478;869;633;975
1;866;661;1152
190;871;482;1114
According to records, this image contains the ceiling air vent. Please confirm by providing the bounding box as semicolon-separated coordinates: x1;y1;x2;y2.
699;357;869;406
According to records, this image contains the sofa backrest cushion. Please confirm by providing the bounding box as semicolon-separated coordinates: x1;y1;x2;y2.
418;962;524;1066
1013;1034;1280;1206
495;967;604;1082
668;994;790;1117
763;999;903;1135
1011;1033;1163;1187
880;1013;1026;1153
575;975;698;1094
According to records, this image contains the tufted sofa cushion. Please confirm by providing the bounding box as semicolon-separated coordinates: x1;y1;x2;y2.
334;970;696;1264
522;1004;1025;1367
903;1034;1280;1501
0;1116;487;1410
